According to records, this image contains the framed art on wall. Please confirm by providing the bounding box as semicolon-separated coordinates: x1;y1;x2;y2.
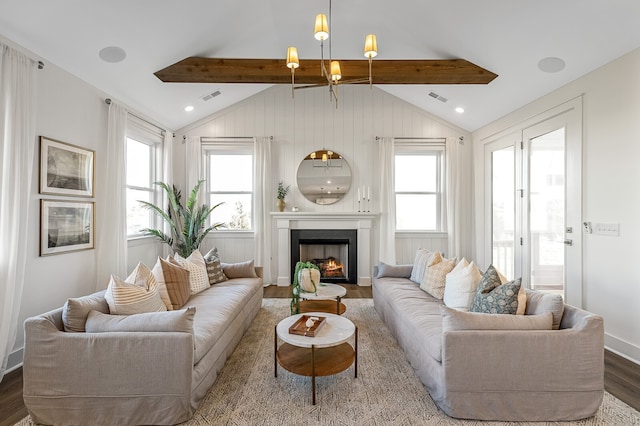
40;200;95;256
40;136;95;197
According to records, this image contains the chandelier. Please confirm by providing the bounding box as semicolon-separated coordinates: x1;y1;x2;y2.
285;0;378;106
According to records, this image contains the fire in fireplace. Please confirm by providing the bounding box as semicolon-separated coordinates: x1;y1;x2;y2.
290;229;357;284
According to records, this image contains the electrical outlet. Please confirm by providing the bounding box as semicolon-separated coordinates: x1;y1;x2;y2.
592;223;620;236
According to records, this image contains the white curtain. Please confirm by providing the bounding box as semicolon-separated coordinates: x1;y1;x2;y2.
96;101;128;289
161;130;174;257
378;137;396;264
0;44;38;383
185;136;204;205
254;137;272;284
446;136;463;259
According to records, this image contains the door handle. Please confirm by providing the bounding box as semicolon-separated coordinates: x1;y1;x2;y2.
563;239;573;246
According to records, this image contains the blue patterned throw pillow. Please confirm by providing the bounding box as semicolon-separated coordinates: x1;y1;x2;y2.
469;265;522;314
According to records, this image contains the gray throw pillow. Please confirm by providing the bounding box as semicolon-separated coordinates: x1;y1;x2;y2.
525;289;565;330
221;259;258;279
203;247;228;284
85;307;196;341
441;305;553;332
376;261;413;278
62;291;109;332
469;265;522;314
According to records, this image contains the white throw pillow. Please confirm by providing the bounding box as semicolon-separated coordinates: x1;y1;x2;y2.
443;258;482;311
174;250;210;295
105;263;167;315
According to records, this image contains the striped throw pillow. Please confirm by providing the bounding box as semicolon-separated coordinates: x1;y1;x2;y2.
156;257;191;310
105;263;167;315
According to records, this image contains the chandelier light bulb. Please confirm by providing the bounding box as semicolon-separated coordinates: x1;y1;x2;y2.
330;61;342;81
364;34;378;58
314;14;329;41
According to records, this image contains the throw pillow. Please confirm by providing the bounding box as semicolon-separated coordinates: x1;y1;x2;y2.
155;257;191;309
174;250;210;295
62;291;109;332
441;305;553;332
469;264;522;314
525;289;565;330
409;248;433;284
85;307;196;341
419;252;456;299
105;263;167;315
203;247;228;285
376;261;413;278
221;259;258;279
496;268;527;315
443;258;482;311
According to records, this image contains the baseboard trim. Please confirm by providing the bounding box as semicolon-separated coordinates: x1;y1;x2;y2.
605;332;640;365
5;347;23;374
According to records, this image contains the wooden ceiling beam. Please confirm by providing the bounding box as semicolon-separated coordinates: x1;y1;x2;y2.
154;57;497;85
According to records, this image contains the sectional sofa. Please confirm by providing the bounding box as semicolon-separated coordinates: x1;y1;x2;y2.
372;262;605;421
22;261;263;425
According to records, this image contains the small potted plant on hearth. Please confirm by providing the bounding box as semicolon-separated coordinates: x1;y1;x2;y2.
276;181;290;212
290;261;320;315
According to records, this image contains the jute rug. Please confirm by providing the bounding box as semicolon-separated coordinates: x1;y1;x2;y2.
16;299;640;425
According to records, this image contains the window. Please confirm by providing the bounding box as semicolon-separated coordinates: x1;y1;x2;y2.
204;140;253;230
125;118;163;237
394;142;445;231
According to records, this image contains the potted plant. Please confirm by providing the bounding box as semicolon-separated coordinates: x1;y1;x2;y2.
276;181;290;212
138;180;224;257
291;261;320;315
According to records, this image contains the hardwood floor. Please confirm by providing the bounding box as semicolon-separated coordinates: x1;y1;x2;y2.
1;284;637;425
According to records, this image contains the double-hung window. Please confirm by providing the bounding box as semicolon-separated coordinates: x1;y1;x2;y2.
203;139;253;230
125;118;163;237
394;140;445;231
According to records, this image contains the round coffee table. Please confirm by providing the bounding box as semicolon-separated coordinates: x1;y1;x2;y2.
299;283;347;315
274;312;357;404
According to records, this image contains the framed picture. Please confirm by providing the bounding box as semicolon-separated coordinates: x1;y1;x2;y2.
40;136;95;197
40;200;95;256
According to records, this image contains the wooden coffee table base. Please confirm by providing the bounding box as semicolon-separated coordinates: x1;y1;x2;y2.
298;299;346;315
274;327;358;404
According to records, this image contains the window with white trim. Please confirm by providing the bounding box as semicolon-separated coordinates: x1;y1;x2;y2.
125;118;163;237
203;140;253;230
394;142;445;231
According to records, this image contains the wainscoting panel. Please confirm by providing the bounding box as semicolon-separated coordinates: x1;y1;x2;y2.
395;233;448;264
202;233;256;264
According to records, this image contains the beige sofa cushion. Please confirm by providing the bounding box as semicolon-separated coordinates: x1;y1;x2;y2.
174;250;210;295
105;263;167;315
420;252;456;299
441;305;553;331
222;259;258;279
409;248;433;284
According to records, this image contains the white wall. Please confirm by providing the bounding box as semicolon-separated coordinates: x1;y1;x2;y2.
3;35;164;371
177;85;472;280
473;47;640;364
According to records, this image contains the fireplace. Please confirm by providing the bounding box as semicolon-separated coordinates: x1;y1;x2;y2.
290;229;358;284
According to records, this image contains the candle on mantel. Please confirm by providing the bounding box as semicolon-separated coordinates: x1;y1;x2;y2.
357;187;361;201
367;186;371;200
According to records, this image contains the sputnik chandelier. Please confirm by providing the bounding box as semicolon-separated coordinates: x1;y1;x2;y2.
285;0;378;106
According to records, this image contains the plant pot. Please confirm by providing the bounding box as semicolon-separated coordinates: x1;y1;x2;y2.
298;268;320;293
277;198;286;212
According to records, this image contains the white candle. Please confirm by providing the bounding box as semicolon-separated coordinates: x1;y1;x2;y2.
367;186;371;200
357;188;360;201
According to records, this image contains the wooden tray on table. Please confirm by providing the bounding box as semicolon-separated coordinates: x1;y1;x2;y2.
288;315;326;337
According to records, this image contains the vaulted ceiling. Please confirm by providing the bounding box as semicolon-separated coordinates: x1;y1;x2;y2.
1;1;640;131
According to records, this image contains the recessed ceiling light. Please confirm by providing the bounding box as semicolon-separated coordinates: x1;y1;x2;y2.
98;46;126;63
185;105;194;112
538;57;566;73
455;107;465;114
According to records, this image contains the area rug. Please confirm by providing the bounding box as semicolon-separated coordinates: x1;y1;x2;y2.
15;299;640;426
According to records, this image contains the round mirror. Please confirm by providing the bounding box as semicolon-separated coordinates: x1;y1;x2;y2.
296;149;352;205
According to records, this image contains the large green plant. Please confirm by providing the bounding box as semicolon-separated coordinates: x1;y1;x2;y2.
290;261;320;315
139;180;224;257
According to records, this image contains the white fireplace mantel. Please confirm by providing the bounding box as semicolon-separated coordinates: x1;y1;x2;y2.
270;212;378;287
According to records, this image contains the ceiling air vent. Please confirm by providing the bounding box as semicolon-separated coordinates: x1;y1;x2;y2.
202;90;221;101
428;91;448;103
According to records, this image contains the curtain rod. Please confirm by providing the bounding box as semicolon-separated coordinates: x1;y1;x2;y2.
104;98;166;136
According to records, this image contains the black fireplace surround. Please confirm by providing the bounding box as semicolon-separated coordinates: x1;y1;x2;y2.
290;229;358;284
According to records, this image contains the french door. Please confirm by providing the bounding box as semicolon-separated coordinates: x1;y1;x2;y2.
485;99;582;306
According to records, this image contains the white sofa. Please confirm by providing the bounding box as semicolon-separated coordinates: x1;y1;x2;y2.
373;268;605;421
22;267;263;425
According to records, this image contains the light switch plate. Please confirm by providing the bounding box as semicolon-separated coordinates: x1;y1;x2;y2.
592;223;620;236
